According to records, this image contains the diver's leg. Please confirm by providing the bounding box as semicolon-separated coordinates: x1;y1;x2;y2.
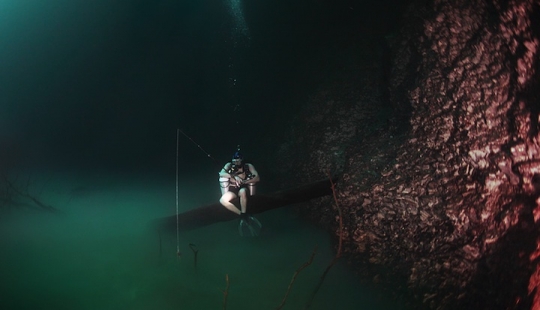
236;188;261;237
220;192;241;215
238;188;248;214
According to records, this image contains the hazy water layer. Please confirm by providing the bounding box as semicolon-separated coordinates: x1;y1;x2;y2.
0;171;401;310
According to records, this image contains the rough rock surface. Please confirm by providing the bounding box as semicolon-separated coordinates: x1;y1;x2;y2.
282;0;540;308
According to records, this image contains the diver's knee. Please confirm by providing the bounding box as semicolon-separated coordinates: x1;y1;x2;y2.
219;194;229;205
220;192;236;203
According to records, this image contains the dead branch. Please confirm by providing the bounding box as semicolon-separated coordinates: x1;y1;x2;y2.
276;247;318;310
222;274;230;310
189;243;199;270
304;172;344;309
1;174;58;212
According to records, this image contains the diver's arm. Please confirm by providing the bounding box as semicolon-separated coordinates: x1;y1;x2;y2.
219;163;233;178
220;163;242;187
243;164;260;184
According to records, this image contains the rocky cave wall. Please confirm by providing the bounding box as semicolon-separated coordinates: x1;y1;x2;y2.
283;0;540;309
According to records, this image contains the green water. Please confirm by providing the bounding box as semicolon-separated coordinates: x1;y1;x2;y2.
0;172;402;310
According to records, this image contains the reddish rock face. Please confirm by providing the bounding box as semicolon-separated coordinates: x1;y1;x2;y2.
383;0;540;308
283;0;540;308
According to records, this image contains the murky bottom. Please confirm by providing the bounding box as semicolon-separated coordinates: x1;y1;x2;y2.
0;171;403;310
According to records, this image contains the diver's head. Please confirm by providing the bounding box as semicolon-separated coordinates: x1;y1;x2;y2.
232;150;243;165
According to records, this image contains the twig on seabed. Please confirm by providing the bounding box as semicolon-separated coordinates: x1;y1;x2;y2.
189;243;199;269
2;175;58;212
221;274;230;310
276;247;318;310
304;172;344;309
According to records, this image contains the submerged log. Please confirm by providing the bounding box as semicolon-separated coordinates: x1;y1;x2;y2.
151;178;335;233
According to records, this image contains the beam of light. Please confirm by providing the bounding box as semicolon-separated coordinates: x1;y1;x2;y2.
227;0;250;39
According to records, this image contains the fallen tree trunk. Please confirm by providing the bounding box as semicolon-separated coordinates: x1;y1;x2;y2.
151;178;335;233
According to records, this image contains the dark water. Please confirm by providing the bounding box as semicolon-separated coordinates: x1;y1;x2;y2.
1;0;409;308
0;0;408;177
0;171;403;310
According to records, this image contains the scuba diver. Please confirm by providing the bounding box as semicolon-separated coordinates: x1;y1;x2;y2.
218;148;262;236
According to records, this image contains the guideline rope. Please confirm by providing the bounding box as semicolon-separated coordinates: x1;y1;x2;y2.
176;129;180;258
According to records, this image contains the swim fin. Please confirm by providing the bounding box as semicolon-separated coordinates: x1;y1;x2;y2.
238;215;262;237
